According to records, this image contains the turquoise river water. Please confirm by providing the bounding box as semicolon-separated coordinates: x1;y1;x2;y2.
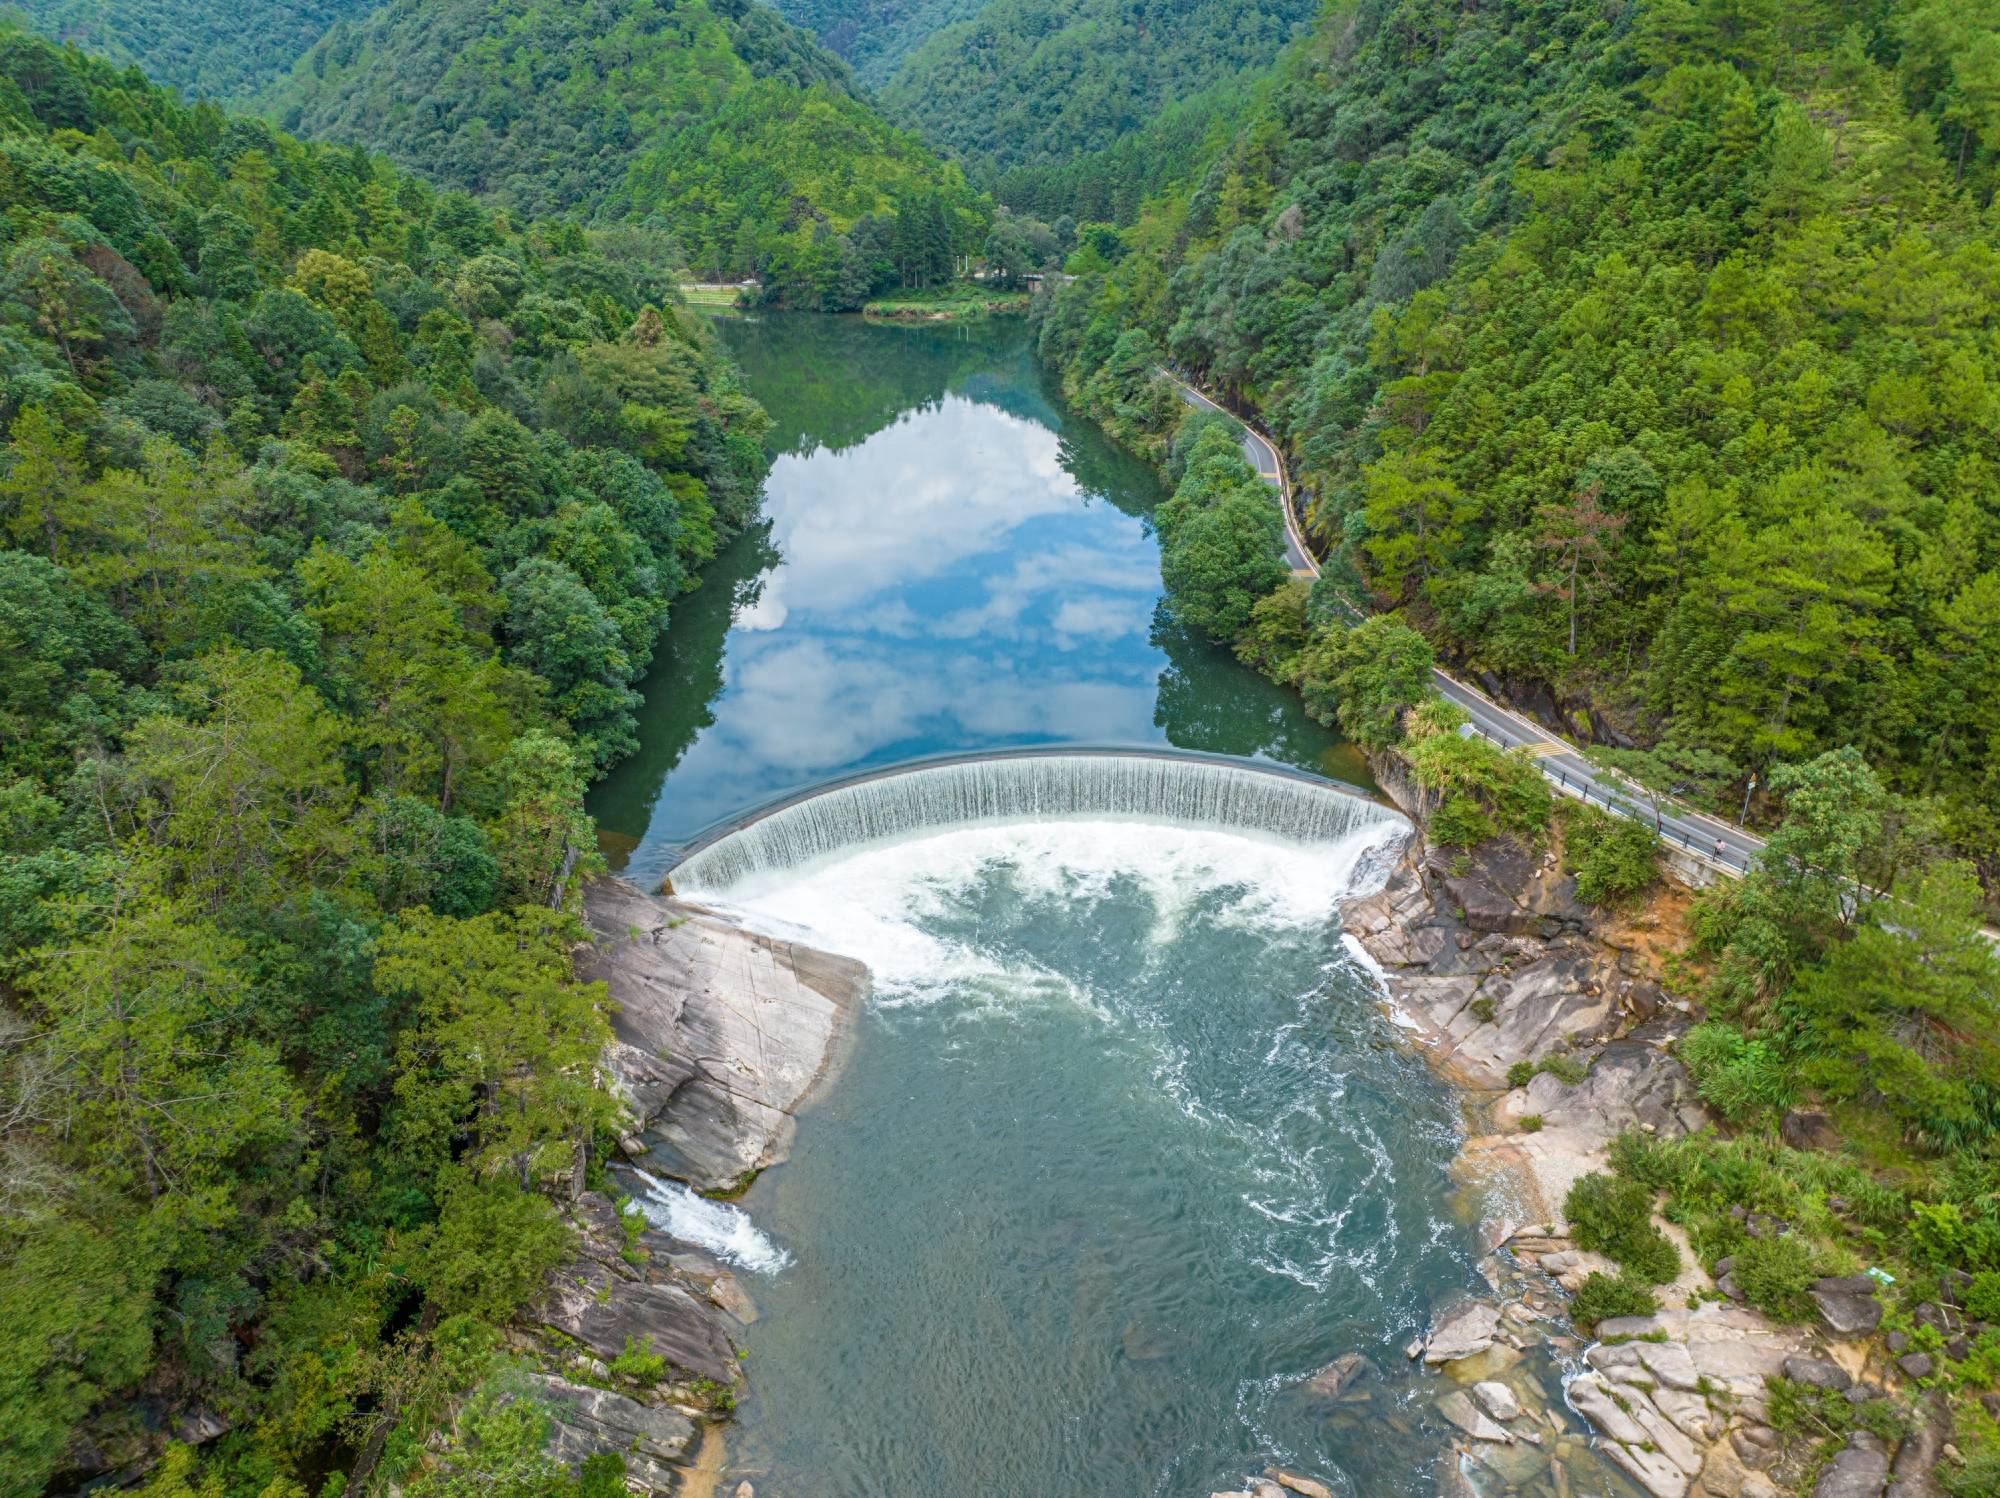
588;316;1498;1497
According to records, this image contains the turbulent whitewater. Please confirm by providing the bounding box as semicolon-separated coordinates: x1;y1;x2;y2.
680;789;1489;1498
631;1168;794;1276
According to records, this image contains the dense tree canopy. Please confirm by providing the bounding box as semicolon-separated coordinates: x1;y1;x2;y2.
4;0;378;100
1039;0;2000;889
875;0;1315;217
0;26;768;1491
770;0;1311;220
766;0;981;84
271;0;991;295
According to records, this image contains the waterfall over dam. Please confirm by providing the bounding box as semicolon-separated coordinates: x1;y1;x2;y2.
667;749;1407;894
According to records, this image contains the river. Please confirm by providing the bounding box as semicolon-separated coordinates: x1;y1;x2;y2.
589;315;1488;1498
589;313;1371;884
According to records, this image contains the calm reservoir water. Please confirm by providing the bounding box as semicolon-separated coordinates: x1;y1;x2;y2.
593;317;1493;1497
590;314;1370;885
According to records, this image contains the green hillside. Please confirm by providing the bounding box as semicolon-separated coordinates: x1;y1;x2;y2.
875;0;1313;215
271;0;989;288
0;0;379;99
767;0;982;83
1040;0;2000;883
0;23;769;1490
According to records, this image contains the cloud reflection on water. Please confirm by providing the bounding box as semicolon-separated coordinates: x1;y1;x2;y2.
588;317;1358;883
631;392;1166;840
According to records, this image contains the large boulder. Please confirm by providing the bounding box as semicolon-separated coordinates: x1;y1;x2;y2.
1422;1300;1501;1364
1436;1390;1510;1443
1886;1395;1950;1498
1780;1108;1841;1153
1782;1355;1852;1392
533;1194;742;1385
1811;1276;1884;1337
1814;1434;1890;1498
580;878;867;1191
1304;1352;1377;1399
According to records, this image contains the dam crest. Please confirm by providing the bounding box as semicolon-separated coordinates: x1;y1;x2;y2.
667;747;1407;894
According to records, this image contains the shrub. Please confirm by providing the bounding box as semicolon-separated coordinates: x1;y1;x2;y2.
1561;801;1660;906
1401;699;1553;841
1569;1271;1659;1329
1297;615;1435;751
1731;1234;1820;1321
1160;488;1288;640
1507;1054;1589;1089
1431;792;1497;848
1234;579;1312;683
412;1174;573;1322
1679;1023;1796;1120
1965;1270;2000;1323
608;1335;667;1385
1566;1172;1681;1284
1519;1114;1544;1133
1541;1053;1588;1086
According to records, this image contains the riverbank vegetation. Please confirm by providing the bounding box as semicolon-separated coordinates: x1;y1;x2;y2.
0;28;770;1492
1036;0;2000;901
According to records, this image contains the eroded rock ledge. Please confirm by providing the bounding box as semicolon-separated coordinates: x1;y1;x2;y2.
1344;828;1706;1218
579;875;869;1193
508;878;867;1493
1330;790;1946;1498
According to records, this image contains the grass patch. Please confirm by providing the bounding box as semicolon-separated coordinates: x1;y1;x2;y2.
608;1335;667;1385
862;283;1031;319
1508;1053;1591;1089
1559;800;1661;906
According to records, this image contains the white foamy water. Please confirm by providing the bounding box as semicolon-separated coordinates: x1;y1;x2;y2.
670;751;1403;891
631;1168;794;1275
692;814;1408;1004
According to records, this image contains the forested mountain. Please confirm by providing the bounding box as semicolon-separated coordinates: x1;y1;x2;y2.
767;0;982;84
270;0;989;291
874;0;1315;216
770;0;1314;219
0;23;771;1490
1;0;379;99
1040;0;2000;886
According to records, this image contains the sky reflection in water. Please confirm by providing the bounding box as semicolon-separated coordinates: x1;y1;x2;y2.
590;315;1363;884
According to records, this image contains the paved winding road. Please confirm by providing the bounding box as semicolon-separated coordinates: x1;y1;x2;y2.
1166;372;1764;876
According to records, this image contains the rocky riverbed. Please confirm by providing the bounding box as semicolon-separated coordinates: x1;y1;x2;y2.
1306;763;1956;1498
519;842;1952;1498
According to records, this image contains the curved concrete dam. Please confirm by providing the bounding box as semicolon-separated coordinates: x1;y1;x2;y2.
665;746;1406;895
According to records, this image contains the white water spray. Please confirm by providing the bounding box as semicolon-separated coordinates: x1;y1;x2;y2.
631;1167;794;1275
669;751;1403;894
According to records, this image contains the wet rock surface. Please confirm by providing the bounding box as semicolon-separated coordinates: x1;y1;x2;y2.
530;1375;696;1492
503;888;867;1494
531;1194;745;1387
